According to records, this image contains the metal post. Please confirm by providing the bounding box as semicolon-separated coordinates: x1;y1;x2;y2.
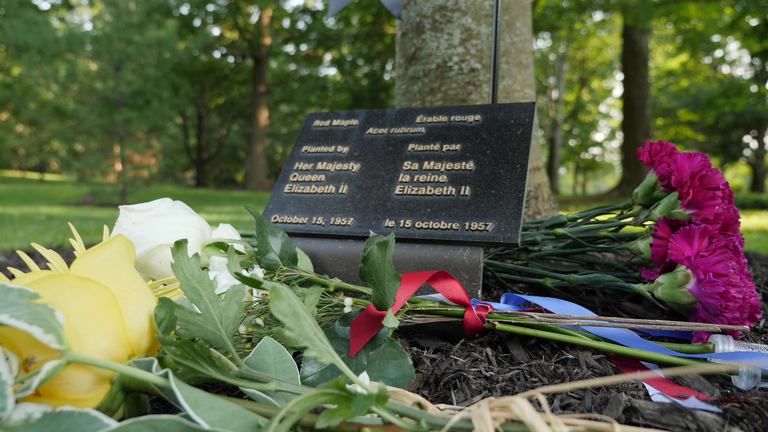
489;0;501;104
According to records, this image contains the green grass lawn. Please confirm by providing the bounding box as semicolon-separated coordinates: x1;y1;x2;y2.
0;176;270;251
738;210;768;255
2;174;767;255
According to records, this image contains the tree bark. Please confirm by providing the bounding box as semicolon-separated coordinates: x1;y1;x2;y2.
243;7;272;191
195;102;210;187
395;0;558;220
547;43;568;195
615;22;652;196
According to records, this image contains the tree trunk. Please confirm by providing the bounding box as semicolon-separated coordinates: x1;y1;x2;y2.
615;22;652;196
243;8;273;191
572;162;579;196
749;121;768;193
547;42;568;195
395;0;558;220
195;103;210;188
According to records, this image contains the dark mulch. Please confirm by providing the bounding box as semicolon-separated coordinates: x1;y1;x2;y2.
393;250;768;432
3;248;767;431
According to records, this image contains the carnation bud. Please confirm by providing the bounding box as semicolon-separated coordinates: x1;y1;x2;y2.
632;173;671;206
650;192;692;222
644;265;698;312
627;235;653;259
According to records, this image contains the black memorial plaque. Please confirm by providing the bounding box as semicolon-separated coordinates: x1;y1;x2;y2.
263;102;535;247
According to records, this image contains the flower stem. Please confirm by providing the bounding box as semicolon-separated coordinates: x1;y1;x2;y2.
14;368;43;385
231;369;311;395
656;342;714;354
491;322;707;369
63;351;170;389
369;405;422;431
484;260;570;280
218;394;530;432
216;395;405;432
297;273;372;296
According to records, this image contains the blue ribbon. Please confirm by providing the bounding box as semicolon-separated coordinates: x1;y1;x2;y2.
473;293;768;369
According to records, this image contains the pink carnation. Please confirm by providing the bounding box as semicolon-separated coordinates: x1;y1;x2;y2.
665;152;715;192
642;217;690;281
657;224;761;342
637;141;745;244
638;140;680;174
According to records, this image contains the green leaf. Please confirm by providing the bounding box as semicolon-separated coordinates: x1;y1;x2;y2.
94;378;148;420
350;392;376;416
300;314;414;389
0;350;14;420
240;337;300;407
154;297;178;337
226;246;263;288
299;313;384;387
155;335;234;385
303;287;323;318
169;241;244;356
244;206;298;272
382;310;400;329
362;338;415;388
358;233;401;311
315;407;355;429
99;415;211;431
296;247;314;273
123;393;149;420
131;358;265;432
267;282;337;365
13;360;66;400
267;282;352;379
266;381;351;432
94;377;127;419
0;282;67;351
0;403;116;432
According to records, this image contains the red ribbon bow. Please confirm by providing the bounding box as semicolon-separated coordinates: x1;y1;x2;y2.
350;271;492;357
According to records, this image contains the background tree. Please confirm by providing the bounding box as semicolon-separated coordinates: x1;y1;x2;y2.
653;1;768;192
534;1;622;195
0;1;77;177
77;0;181;202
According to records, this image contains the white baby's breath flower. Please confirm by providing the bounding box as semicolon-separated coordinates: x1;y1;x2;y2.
247;265;265;280
208;256;241;295
346;371;371;394
343;297;354;313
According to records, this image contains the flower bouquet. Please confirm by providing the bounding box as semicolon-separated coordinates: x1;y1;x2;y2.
1;141;767;432
486;140;762;343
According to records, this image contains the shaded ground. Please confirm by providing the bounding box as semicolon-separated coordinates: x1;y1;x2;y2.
3;249;767;431
394;251;768;432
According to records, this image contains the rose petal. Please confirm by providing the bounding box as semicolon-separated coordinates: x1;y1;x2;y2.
70;235;158;357
2;274;133;408
25;274;132;364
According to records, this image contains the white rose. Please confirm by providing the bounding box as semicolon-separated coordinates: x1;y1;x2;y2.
112;198;241;280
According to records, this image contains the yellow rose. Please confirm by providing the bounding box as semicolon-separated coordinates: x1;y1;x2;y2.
0;226;158;408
